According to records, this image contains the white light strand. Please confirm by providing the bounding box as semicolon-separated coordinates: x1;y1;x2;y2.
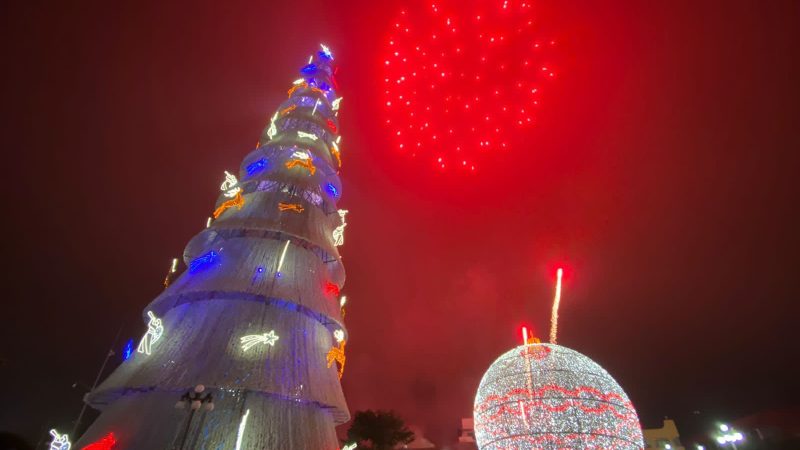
220;171;241;198
312;98;320;115
292;78;305;85
267;112;278;139
297;131;319;141
308;55;313;64
549;268;564;344
291;150;310;160
49;429;71;450
320;44;334;60
342;443;357;450
332;97;343;111
332;209;349;246
206;217;212;228
276;240;291;274
240;331;279;351
235;409;250;450
339;295;347;307
334;329;345;343
170;258;178;273
137;311;164;355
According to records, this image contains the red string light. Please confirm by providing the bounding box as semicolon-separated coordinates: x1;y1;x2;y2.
381;0;555;172
326;118;337;133
325;281;340;297
82;432;117;450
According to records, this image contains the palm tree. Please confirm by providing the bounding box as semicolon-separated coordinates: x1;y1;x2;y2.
346;410;415;450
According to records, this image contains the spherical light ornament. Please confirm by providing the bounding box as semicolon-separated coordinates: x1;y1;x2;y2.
474;343;644;449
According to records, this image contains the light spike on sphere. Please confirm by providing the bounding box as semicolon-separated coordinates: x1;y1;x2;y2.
549;267;564;344
381;0;556;171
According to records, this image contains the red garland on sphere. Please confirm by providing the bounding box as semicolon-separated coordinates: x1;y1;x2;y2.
381;1;556;172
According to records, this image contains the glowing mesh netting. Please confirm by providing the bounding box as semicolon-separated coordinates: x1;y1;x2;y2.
474;344;644;450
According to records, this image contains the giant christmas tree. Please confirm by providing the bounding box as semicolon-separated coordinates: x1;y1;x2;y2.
76;45;350;450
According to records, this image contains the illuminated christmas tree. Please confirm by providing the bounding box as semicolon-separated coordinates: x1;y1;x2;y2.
76;45;350;449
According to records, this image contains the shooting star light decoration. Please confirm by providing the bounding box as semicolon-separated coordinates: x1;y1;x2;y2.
240;331;279;351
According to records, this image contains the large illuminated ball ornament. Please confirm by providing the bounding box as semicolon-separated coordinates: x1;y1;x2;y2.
474;344;644;449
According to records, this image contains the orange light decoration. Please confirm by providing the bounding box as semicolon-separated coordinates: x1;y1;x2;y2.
278;202;304;213
280;105;297;116
330;144;342;168
309;86;327;96
326;340;346;379
212;191;245;219
287;82;308;97
284;158;316;175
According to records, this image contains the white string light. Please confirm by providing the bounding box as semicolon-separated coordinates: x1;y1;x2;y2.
49;429;71;450
220;171;241;198
291;150;310;160
312;98;320;115
170;258;178;274
267;112;278;139
332;209;349;246
206;217;212;228
292;78;305;85
332;97;342;111
240;331;279;351
342;443;357;450
297;131;319;141
235;409;250;450
339;295;347;307
320;44;334;60
276;240;291;275
334;329;345;343
137;311;164;355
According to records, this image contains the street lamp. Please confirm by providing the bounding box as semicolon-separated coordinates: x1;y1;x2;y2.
715;424;744;450
174;384;214;450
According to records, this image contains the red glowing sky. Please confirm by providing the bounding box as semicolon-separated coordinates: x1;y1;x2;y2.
1;0;799;446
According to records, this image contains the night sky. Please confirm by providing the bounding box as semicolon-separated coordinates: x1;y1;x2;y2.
2;0;798;446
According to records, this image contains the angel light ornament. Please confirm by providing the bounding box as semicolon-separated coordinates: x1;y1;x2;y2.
137;311;164;355
332;209;348;246
49;429;71;450
220;171;241;197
